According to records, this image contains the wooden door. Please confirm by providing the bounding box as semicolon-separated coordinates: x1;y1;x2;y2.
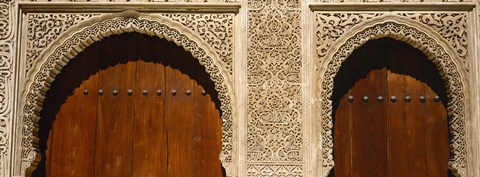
33;33;224;177
332;38;450;177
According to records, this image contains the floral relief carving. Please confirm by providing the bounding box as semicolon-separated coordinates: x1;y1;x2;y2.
313;0;472;2
21;14;234;175
315;13;383;60
26;13;100;75
22;0;237;2
246;164;303;177
0;0;13;176
160;13;234;75
247;0;303;162
316;19;468;176
398;13;468;69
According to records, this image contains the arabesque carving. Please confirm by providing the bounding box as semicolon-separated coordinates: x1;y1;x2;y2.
26;13;100;75
160;13;234;75
313;0;472;2
316;16;468;176
247;0;303;162
0;0;14;176
246;164;303;177
399;13;468;69
21;12;234;176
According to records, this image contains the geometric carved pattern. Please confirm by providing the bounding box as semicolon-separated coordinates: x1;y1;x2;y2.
315;13;383;61
246;164;303;177
316;17;468;177
21;12;234;176
26;13;100;75
22;0;237;2
247;0;303;163
0;0;14;176
160;13;234;75
399;13;469;69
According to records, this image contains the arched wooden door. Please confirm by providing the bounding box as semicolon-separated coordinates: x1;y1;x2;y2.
332;38;450;177
33;33;224;177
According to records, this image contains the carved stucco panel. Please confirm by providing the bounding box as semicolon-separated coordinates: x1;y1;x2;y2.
26;13;234;77
399;13;468;69
0;0;14;176
160;13;234;75
21;12;235;176
246;164;303;177
26;14;101;75
247;1;303;162
315;15;469;176
313;0;472;2
22;0;238;2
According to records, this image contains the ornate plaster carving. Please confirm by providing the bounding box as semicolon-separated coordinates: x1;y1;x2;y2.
247;0;303;162
246;164;303;177
312;0;472;2
160;13;234;75
316;15;469;176
22;0;237;2
26;13;100;75
21;11;235;176
0;0;14;176
399;13;468;69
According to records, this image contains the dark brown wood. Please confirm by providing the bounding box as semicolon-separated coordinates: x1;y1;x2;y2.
132;35;167;177
41;33;224;177
332;38;449;177
95;35;136;177
193;55;223;177
164;42;195;177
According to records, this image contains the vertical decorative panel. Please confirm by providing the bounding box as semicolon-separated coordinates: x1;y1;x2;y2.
247;0;303;174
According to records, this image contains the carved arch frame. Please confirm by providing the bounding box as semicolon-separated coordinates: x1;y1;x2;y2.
19;11;236;176
317;15;469;177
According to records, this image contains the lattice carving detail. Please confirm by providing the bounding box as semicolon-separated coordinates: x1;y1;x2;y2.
246;164;303;177
316;20;468;176
160;13;234;75
247;1;303;162
21;14;234;175
0;1;14;176
26;13;100;75
22;0;237;2
313;0;472;2
315;13;383;60
399;13;468;69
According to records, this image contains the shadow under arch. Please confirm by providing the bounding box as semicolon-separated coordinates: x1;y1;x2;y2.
32;33;226;177
317;16;468;177
21;11;235;177
329;37;454;177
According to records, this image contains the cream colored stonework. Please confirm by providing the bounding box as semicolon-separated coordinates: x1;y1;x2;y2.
0;0;478;177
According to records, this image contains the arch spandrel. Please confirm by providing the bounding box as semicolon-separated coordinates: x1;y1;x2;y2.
316;15;469;177
20;10;236;177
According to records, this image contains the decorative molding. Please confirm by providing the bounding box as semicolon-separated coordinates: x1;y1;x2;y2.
246;164;303;177
312;0;473;2
26;13;100;75
247;0;303;162
20;11;235;176
160;13;234;75
22;0;237;2
0;0;14;176
315;15;469;177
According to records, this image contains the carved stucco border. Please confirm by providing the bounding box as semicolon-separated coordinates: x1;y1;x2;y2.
316;15;469;177
19;11;236;176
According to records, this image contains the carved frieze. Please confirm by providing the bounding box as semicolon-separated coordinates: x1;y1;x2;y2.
22;0;237;2
247;1;303;162
247;164;303;177
313;0;472;2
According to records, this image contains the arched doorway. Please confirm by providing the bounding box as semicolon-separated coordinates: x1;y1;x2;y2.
331;38;451;177
32;33;225;177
